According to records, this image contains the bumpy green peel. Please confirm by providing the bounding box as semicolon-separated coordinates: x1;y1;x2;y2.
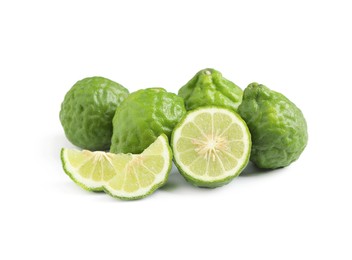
238;83;308;169
178;68;243;111
60;76;129;151
110;88;186;154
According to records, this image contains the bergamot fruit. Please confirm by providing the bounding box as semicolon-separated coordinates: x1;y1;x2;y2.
178;68;243;111
172;107;251;188
238;83;308;169
60;76;129;151
110;88;186;154
61;134;172;200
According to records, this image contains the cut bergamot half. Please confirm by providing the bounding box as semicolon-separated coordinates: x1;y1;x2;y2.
61;134;172;200
171;107;251;188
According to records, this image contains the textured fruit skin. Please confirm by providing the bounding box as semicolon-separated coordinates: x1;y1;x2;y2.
60;77;129;151
178;68;243;111
238;83;308;169
110;88;186;154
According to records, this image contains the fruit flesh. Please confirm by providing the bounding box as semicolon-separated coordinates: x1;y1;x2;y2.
61;135;172;200
172;107;251;188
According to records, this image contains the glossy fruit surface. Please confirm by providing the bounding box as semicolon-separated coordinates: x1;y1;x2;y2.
238;83;308;169
60;76;129;150
110;88;186;154
178;68;243;111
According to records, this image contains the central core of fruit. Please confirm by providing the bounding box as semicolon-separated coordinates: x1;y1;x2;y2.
91;151;106;161
193;135;228;161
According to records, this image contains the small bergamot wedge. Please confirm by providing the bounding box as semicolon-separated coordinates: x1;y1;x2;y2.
61;134;172;200
172;107;251;188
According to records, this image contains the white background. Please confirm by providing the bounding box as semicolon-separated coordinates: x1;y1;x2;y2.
1;0;351;259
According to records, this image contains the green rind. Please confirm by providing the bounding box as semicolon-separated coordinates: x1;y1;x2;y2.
60;148;104;192
60;134;172;200
238;83;308;169
171;106;251;188
59;76;129;151
178;68;243;111
110;88;186;154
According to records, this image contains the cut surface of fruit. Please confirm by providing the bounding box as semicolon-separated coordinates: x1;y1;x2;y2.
61;134;172;200
171;107;251;187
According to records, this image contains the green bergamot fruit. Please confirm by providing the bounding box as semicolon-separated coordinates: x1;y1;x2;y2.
60;76;129;151
178;68;243;111
238;83;308;169
110;88;186;154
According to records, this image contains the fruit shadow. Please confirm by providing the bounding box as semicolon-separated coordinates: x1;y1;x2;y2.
239;162;281;177
159;164;189;191
161;161;283;192
46;133;76;163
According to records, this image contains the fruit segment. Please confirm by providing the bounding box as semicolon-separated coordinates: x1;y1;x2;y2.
61;134;172;200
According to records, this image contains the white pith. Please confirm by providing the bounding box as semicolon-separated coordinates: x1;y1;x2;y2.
172;108;250;181
63;135;171;198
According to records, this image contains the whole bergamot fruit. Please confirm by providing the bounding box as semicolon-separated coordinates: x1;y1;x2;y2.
238;83;308;169
110;88;186;154
60;76;129;151
178;68;243;111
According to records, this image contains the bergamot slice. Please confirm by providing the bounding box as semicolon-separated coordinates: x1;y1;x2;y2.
61;134;172;200
171;107;251;188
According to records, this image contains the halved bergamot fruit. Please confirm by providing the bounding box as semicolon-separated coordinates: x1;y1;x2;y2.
171;107;251;188
61;134;172;200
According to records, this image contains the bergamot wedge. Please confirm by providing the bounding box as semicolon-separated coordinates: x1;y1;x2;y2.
61;134;172;200
171;107;251;188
